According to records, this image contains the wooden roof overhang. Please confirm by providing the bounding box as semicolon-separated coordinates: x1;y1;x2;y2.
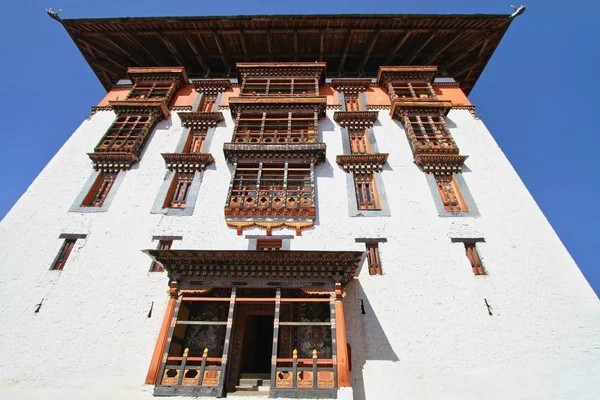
223;143;327;164
144;249;366;287
228;97;327;118
60;13;513;94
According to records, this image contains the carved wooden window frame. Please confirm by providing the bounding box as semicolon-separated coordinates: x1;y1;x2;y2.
435;175;468;213
365;242;382;275
234;111;317;144
81;172;118;207
183;130;206;153
354;173;381;210
349;128;371;154
464;242;485;275
229;163;312;211
127;81;175;100
165;173;195;209
241;77;318;96
96;114;151;153
50;239;77;271
389;81;436;100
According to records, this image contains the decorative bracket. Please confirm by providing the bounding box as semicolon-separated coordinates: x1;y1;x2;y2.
414;154;468;175
161;153;215;173
178;112;224;130
333;111;378;129
87;152;138;172
336;153;389;173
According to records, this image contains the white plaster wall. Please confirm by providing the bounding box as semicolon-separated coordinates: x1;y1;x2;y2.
0;107;598;400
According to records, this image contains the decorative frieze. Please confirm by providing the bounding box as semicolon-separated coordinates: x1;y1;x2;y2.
178;112;224;130
161;153;215;173
229;97;327;118
333;111;378;129
223;143;326;163
336;154;389;173
87;152;138;172
414;154;468;175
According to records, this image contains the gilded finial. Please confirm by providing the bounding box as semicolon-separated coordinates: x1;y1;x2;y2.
203;348;209;357
183;348;189;357
293;349;298;359
312;349;317;359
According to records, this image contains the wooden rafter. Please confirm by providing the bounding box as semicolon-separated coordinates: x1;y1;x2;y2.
212;32;231;72
384;31;412;65
156;33;186;67
359;29;380;74
426;31;461;64
404;32;437;65
338;29;353;74
183;35;209;74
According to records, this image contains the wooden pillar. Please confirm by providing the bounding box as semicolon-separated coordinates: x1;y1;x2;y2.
334;283;351;387
145;282;178;384
218;287;237;389
270;288;281;385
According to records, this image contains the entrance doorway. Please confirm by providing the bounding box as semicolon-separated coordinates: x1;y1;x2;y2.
241;315;274;374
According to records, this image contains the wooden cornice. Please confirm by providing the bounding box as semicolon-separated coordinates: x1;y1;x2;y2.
192;79;232;93
376;66;438;86
391;100;452;119
414;154;468;175
223;143;326;163
229;97;327;118
336;153;388;173
143;249;366;286
87;152;138;172
161;153;215;172
127;67;189;88
333;111;378;128
329;78;372;93
178;112;224;129
237;62;327;83
109;100;170;120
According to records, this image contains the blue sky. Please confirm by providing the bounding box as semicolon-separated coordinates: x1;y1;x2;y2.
1;0;598;295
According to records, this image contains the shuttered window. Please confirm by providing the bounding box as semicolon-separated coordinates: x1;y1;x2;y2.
50;239;77;271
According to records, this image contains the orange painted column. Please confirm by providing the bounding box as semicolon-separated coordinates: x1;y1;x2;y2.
145;285;178;384
335;284;351;387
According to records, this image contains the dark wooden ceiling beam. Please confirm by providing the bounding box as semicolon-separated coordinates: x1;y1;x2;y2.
426;30;462;64
383;31;412;65
90;33;145;66
358;29;380;75
183;35;209;75
239;31;250;61
266;30;275;62
212;32;231;73
294;30;299;61
338;30;353;74
445;31;499;70
79;39;129;72
155;33;187;67
115;33;163;65
403;32;437;65
319;30;324;61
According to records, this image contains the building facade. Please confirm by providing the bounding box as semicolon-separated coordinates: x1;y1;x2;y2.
0;12;598;400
